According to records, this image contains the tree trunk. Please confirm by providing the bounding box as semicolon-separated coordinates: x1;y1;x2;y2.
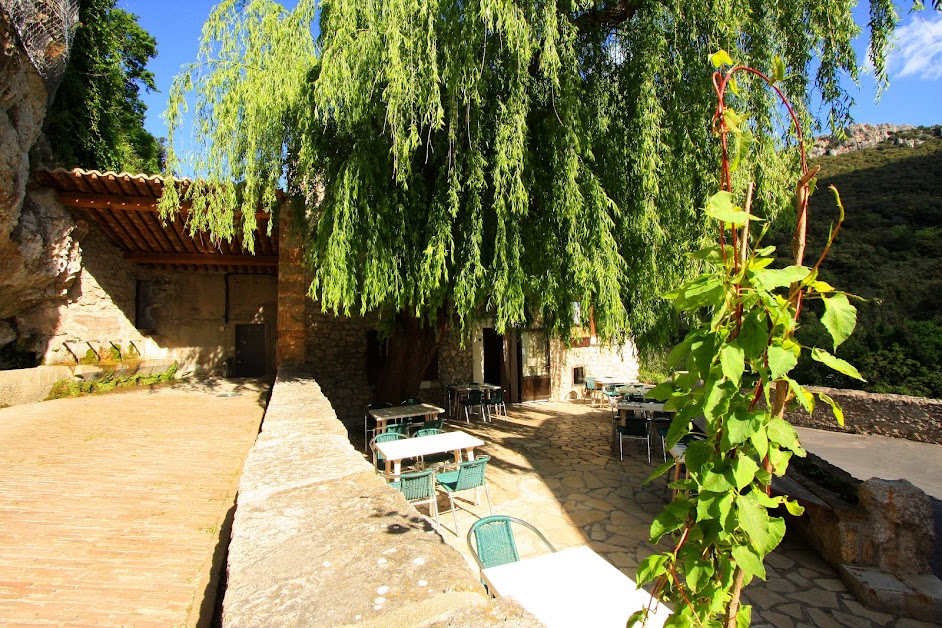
372;311;451;405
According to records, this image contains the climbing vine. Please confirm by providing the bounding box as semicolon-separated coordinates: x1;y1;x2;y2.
632;52;863;627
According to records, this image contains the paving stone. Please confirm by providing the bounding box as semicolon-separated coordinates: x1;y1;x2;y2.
892;620;941;628
842;599;893;626
787;572;814;588
807;607;848;628
814;577;848;592
766;551;797;570
777;602;806;620
762;610;798;628
747;587;789;610
793;588;840;609
829;608;874;628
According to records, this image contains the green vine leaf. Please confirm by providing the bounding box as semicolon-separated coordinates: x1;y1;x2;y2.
650;499;693;543
821;292;857;350
811;348;865;381
771;56;786;83
705;191;750;225
767;345;799;380
732;453;760;490
732;545;767;581
785;377;814;413
720;344;745;386
710;49;734;68
767;417;805;455
816;392;846;427
636;554;670;586
736;493;772;552
751;265;811;291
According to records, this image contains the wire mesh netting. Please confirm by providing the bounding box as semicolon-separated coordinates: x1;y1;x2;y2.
0;0;78;82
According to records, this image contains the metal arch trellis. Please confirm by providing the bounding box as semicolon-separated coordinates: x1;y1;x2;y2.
0;0;78;82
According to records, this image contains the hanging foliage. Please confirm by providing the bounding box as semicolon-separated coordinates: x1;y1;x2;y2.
161;0;921;350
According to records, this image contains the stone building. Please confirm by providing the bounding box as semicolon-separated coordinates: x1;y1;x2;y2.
14;167;640;427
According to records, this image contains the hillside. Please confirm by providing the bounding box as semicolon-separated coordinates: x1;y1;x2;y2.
785;126;942;398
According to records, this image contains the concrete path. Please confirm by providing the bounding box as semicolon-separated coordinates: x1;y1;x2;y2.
370;402;939;628
794;426;942;500
0;377;268;627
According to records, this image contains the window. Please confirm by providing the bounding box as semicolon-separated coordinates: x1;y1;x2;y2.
573;366;586;385
135;280;157;332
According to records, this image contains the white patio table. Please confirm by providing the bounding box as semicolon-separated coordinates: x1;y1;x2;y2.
368;403;445;435
480;545;671;627
374;430;484;479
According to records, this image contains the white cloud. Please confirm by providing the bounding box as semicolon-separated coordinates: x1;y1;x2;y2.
887;13;942;81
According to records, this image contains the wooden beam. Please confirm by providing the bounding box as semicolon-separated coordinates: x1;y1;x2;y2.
58;193;273;219
124;253;278;266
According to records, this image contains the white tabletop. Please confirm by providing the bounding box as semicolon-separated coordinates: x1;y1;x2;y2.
481;546;671;627
616;401;667;413
375;430;484;462
449;383;501;392
368;403;444;423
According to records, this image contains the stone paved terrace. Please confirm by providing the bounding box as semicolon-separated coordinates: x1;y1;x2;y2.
0;377;270;627
354;401;940;628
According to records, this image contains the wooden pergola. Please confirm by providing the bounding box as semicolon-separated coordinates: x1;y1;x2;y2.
33;168;280;273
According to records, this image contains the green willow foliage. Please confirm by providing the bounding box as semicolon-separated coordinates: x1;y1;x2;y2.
45;0;162;174
162;0;909;345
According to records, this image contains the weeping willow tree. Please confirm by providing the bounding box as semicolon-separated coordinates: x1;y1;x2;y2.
162;0;923;401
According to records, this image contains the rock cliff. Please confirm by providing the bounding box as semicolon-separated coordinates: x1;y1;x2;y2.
0;12;82;354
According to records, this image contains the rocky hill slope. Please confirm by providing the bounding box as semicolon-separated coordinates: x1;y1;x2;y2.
811;123;942;158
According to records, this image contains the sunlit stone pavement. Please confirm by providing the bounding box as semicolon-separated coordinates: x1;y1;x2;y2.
369;400;936;628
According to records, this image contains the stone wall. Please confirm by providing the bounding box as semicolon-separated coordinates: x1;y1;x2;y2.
785;386;942;445
305;302;374;426
0;364;72;406
438;328;474;385
17;221;277;378
223;366;534;627
550;339;640;401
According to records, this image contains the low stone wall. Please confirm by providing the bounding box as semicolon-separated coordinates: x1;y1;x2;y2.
0;365;72;407
785;386;942;445
223;366;535;627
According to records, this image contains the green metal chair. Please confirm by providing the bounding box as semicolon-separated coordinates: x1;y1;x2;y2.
461;389;488;423
422;416;444;431
364;401;392;451
389;468;439;530
484;388;507;419
585;377;599;406
653;412;673;463
616;416;651;463
414;428;443;438
400;397;425;429
466;515;556;571
385;422;411;436
370;431;408;475
412;428;454;469
436;456;493;534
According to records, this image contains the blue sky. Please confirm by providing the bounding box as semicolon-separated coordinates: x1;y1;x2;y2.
124;1;942;140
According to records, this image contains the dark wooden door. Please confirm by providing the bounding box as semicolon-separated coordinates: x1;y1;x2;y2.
519;330;550;402
235;324;267;377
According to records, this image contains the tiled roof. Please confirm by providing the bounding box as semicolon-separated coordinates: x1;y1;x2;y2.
33;168;278;273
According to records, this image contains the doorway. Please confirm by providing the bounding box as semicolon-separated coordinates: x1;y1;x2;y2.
235;324;267;377
518;330;550;402
483;328;504;386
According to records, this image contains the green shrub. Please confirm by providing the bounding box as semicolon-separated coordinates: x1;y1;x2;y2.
44;361;179;400
79;349;99;365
